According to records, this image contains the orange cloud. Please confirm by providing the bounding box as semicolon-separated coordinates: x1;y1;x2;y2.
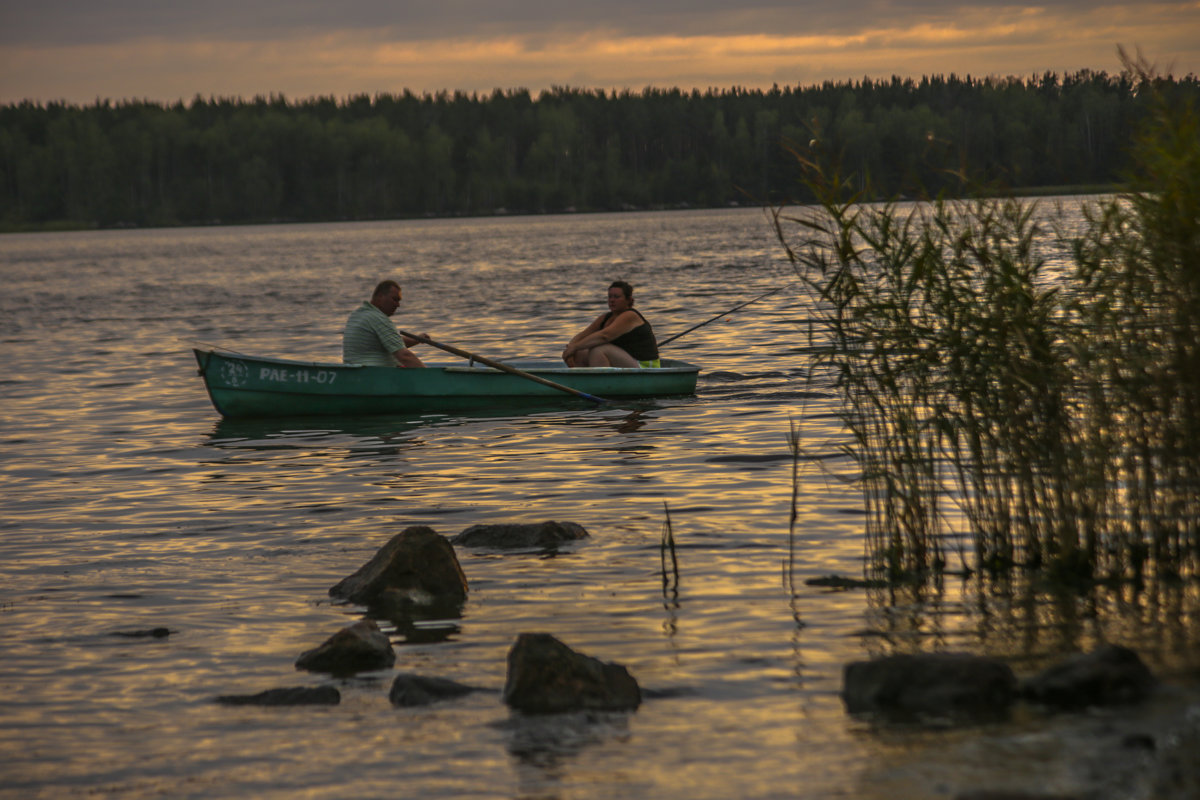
2;2;1196;104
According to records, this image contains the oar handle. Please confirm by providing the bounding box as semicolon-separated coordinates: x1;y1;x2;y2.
399;331;609;405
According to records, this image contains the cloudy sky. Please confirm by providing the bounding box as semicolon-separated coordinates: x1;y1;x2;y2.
2;0;1198;104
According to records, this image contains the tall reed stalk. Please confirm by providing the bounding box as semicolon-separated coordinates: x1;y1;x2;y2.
774;53;1199;589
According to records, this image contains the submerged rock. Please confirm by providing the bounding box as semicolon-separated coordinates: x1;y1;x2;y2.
451;521;589;550
954;792;1082;800
110;627;172;639
805;574;888;590
502;632;641;713
216;686;340;706
1022;644;1158;710
329;526;468;609
843;652;1017;722
295;619;395;675
388;673;484;707
1150;704;1200;799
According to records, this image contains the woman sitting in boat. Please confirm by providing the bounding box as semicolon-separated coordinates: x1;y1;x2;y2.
563;281;660;368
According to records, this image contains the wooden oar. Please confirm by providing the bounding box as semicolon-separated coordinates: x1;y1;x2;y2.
657;284;794;347
399;330;609;405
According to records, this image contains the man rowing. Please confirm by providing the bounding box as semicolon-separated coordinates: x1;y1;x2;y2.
342;280;427;368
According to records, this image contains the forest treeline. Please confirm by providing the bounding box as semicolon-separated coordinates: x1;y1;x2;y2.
2;70;1198;229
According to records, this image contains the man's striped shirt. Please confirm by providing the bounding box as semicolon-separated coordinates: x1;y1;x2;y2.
342;302;405;366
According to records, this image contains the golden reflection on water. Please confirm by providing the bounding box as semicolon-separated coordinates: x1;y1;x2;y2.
3;207;1194;799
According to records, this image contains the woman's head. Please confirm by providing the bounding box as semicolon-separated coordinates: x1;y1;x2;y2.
608;280;634;308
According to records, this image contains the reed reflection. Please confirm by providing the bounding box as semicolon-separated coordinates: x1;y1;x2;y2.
660;504;682;641
854;568;1200;681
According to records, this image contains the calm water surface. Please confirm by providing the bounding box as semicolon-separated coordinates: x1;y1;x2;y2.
1;206;1193;799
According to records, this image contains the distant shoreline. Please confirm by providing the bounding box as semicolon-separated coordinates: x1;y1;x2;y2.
0;186;1122;235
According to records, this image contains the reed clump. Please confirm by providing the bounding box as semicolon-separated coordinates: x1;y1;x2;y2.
774;54;1199;591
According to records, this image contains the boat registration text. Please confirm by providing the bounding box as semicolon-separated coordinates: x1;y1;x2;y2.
259;367;339;385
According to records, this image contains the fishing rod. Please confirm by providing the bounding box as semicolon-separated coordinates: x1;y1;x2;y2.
657;283;795;348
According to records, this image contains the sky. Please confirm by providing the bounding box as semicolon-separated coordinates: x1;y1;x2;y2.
2;0;1198;105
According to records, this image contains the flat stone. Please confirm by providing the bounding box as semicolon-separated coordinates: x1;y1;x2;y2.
955;793;1081;800
805;574;887;590
843;652;1017;722
388;673;483;707
451;521;589;550
110;627;172;638
216;686;340;706
1022;644;1158;710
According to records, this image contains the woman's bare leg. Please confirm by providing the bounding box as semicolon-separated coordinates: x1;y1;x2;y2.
584;344;638;367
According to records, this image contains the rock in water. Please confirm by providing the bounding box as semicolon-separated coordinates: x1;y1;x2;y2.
329;526;468;608
842;652;1017;722
451;521;589;549
295;619;395;675
110;627;172;639
216;686;340;706
388;673;482;707
502;632;641;713
1021;644;1158;710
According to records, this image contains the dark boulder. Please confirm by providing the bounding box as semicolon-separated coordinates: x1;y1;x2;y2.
295;619;395;675
1021;644;1158;710
502;632;641;713
329;526;468;609
216;686;340;706
388;673;485;707
451;521;589;550
843;652;1017;722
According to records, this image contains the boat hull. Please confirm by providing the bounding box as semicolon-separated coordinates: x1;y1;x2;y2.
193;349;700;418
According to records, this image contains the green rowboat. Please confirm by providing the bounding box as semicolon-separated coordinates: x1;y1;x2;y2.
193;348;700;418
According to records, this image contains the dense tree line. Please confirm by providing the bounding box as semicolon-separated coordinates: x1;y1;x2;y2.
1;70;1196;229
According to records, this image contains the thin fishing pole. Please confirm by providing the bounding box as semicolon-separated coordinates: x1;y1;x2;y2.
657;283;794;347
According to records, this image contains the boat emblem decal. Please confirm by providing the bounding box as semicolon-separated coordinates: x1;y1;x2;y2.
220;360;249;387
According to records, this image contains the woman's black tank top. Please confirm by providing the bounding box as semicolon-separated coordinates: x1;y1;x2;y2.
603;309;659;361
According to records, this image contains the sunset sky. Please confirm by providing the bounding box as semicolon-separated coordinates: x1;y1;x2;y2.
2;1;1198;105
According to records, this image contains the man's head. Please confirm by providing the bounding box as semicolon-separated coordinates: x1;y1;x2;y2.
370;280;402;316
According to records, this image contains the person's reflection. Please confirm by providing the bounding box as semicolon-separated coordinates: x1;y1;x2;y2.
615;410;647;434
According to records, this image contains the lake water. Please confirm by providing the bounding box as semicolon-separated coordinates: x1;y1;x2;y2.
1;205;1195;799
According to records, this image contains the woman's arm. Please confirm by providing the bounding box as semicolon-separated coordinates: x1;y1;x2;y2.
567;315;606;346
563;314;608;365
563;311;642;357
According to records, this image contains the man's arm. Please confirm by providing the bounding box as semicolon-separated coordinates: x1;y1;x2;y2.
393;347;425;368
